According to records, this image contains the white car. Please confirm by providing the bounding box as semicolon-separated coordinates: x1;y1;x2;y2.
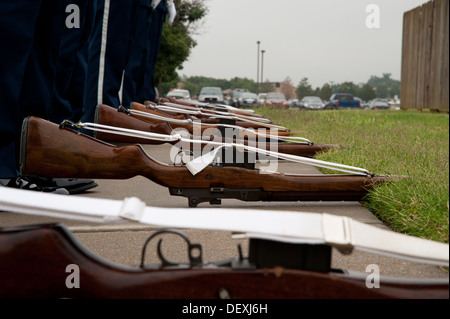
367;99;390;110
257;93;266;106
198;87;224;104
166;89;191;100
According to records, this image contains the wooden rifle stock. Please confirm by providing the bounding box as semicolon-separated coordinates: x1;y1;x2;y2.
0;223;447;299
20;117;392;206
96;104;336;157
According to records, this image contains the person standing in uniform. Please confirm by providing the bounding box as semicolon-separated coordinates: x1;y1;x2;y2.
0;1;97;194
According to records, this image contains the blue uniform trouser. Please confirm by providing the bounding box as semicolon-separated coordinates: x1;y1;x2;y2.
50;0;95;123
123;0;167;105
80;0;168;125
141;1;167;103
122;0;153;107
0;0;68;178
81;0;140;124
19;0;69;120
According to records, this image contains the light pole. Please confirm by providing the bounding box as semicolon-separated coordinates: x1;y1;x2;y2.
260;50;266;88
257;41;260;92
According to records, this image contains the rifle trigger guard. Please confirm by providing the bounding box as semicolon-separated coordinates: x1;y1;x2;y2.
140;229;203;268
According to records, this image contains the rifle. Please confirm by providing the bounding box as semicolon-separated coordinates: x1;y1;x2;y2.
95;104;337;157
20;116;394;207
154;98;268;122
94;104;174;145
132;101;295;136
159;97;264;118
0;189;448;299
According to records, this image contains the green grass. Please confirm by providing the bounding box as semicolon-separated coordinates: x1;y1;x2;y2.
256;107;449;243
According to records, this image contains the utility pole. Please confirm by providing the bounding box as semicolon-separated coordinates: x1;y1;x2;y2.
261;50;266;88
257;41;260;92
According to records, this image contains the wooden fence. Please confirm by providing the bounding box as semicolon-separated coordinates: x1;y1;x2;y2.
401;0;449;112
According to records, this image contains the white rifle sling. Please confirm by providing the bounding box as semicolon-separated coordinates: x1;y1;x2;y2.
0;188;448;267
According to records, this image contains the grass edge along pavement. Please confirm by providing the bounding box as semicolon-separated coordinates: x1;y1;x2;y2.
256;107;449;245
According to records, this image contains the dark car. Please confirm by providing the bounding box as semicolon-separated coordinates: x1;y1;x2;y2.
229;88;249;107
237;92;258;107
296;96;325;110
325;93;360;109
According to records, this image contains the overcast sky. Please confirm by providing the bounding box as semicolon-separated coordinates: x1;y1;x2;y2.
179;0;429;89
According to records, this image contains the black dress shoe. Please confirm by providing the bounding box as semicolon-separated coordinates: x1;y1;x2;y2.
25;177;98;195
0;177;69;195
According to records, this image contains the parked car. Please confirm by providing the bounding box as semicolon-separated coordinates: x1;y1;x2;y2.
229;88;249;107
354;97;369;109
296;96;325;110
257;93;267;106
237;92;258;107
288;99;300;108
166;89;190;100
198;87;224;104
325;93;360;109
366;99;390;110
265;92;289;108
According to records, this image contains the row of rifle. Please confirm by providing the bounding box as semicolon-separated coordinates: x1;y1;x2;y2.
20;98;396;207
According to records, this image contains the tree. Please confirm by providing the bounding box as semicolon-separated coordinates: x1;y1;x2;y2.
181;81;201;99
295;77;314;100
154;0;208;85
259;80;274;93
337;81;360;96
367;73;400;98
359;83;376;102
180;76;229;97
390;82;400;98
229;77;256;92
280;77;296;100
319;83;333;101
160;76;181;97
